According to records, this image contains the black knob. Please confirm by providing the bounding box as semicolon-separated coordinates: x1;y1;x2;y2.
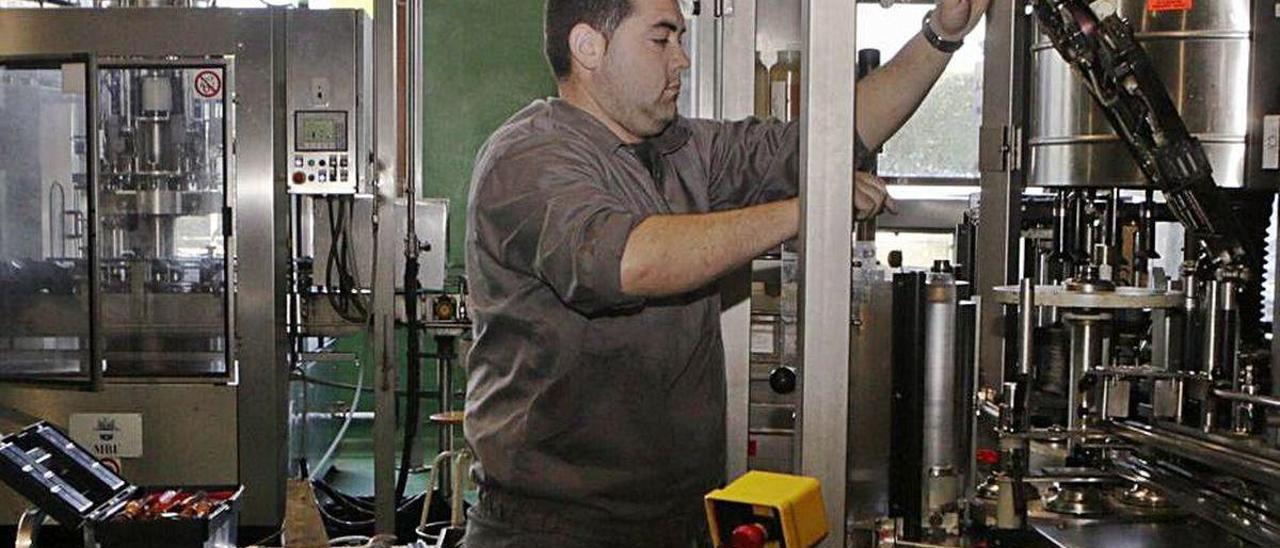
769;366;797;394
888;250;903;269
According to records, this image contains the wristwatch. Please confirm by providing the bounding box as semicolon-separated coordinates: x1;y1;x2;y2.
922;10;964;54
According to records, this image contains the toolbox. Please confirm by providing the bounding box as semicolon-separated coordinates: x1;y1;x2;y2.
0;422;243;548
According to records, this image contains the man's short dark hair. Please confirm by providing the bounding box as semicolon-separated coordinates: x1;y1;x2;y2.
545;0;634;80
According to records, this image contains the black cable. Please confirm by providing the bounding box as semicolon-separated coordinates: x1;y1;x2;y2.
312;478;376;514
312;483;427;526
324;197;368;323
324;197;347;319
395;251;424;502
341;198;368;319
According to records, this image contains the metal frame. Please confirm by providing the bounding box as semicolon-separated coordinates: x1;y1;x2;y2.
710;0;758;484
797;2;857;544
975;0;1033;392
370;0;401;533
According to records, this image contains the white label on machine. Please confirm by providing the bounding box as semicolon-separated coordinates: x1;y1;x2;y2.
1264;115;1280;170
69;413;143;459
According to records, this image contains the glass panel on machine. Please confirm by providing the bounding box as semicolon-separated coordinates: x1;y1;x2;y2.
0;62;92;379
97;66;228;377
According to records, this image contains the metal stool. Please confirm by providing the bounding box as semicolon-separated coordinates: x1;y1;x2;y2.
15;507;45;548
417;411;472;547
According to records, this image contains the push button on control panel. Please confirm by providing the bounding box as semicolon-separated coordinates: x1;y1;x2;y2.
289;152;354;193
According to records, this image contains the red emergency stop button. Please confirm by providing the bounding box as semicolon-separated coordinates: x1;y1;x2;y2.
976;448;1001;466
292;171;306;184
731;523;767;548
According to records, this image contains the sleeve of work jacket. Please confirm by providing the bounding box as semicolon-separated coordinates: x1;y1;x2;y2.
689;118;872;211
471;136;648;317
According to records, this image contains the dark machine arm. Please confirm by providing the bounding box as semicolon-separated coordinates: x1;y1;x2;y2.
1030;0;1254;271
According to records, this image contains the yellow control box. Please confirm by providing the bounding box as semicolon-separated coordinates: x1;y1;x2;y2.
705;471;828;548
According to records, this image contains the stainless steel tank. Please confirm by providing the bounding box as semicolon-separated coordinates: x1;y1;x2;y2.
1029;0;1252;188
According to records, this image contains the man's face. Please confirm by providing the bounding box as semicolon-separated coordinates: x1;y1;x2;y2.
594;0;690;138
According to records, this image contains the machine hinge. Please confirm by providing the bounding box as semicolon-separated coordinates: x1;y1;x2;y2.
979;125;1018;172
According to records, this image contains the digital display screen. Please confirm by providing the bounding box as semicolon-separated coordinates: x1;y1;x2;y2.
295;110;348;152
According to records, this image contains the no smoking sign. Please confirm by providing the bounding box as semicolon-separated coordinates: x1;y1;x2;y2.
194;69;223;99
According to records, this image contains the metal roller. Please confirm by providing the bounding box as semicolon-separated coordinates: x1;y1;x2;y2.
923;268;958;512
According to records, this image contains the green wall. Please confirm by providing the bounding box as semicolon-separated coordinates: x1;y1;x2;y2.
424;0;557;274
315;1;553;476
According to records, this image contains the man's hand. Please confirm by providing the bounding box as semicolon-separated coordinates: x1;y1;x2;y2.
855;171;898;220
932;0;992;41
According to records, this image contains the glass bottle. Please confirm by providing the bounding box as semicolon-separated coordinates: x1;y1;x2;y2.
769;49;801;122
754;51;771;119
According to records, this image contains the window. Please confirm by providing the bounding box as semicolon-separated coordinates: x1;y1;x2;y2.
856;3;984;179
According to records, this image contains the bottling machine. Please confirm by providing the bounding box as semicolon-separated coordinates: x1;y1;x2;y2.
953;0;1280;545
709;0;1280;546
0;6;385;528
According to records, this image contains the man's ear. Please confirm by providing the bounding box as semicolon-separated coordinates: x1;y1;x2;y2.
568;22;607;73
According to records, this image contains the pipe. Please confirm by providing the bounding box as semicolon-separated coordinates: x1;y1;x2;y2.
1181;267;1202;372
1109;421;1280;491
1090;367;1190;379
1203;279;1223;378
1213;389;1280;410
307;411;375;421
394;0;427;509
1084;189;1098;259
1068;191;1084;263
1000;382;1020;433
1065;312;1109;437
924;271;958;475
1017;279;1034;378
1020;475;1118;484
1051;190;1066;267
1107;189;1120;249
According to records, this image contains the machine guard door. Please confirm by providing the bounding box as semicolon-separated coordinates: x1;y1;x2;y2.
0;54;102;389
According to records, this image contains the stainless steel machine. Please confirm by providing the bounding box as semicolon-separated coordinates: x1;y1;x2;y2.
0;6;373;528
699;0;1280;546
951;0;1280;546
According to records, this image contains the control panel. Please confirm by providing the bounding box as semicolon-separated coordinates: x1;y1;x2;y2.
290;110;353;189
285;10;371;195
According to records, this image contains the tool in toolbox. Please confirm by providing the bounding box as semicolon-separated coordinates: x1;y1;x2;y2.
0;421;243;548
